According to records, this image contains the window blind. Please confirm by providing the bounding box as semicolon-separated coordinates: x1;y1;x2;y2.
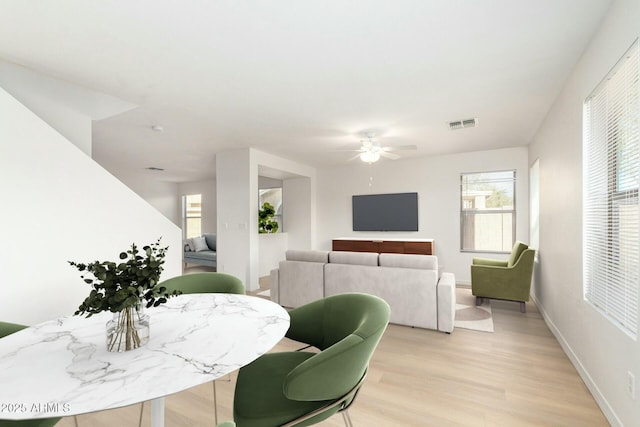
583;40;640;337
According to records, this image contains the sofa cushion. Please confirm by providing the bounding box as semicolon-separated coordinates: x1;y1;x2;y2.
286;250;329;263
507;241;528;267
203;233;217;251
329;251;378;266
185;238;196;251
192;236;209;252
378;253;438;271
184;250;217;261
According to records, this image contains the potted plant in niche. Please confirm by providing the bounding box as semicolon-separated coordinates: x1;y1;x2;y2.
69;238;181;352
258;202;279;233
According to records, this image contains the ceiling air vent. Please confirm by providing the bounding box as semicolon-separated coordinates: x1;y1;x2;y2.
448;117;478;130
145;167;165;171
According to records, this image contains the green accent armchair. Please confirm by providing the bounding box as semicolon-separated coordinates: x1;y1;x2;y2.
471;241;536;313
233;293;391;427
0;322;61;427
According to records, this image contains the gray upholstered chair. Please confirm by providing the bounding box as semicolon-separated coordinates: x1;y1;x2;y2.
0;322;61;427
233;293;391;427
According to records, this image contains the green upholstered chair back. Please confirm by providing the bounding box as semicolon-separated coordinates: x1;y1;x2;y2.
507;241;529;267
283;293;391;402
160;272;245;295
0;321;27;338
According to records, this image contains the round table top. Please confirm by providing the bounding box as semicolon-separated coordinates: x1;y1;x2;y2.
0;293;290;420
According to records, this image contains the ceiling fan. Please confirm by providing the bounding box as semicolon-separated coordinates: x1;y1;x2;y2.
340;133;417;164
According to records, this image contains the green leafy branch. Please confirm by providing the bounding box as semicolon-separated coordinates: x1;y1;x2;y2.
258;202;279;233
70;238;181;317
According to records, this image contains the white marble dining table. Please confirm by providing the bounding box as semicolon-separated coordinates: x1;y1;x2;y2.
0;293;290;427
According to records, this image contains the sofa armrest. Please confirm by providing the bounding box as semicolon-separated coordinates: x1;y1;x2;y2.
436;272;456;333
270;268;280;304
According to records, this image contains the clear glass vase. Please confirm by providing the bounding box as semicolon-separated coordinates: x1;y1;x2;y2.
106;304;150;352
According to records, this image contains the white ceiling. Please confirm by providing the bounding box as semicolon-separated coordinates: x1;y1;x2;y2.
0;0;612;182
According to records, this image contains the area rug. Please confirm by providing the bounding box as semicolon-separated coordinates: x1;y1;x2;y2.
256;289;271;297
454;287;494;332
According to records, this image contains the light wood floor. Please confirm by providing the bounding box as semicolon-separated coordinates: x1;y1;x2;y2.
58;288;609;427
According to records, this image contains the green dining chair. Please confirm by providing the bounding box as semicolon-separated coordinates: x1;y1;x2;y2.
233;292;391;427
138;272;245;426
160;272;245;295
0;322;61;427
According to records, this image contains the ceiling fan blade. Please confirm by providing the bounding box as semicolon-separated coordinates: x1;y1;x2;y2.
382;144;418;152
380;151;401;160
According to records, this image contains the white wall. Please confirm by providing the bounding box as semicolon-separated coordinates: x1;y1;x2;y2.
0;60;135;156
216;149;255;288
528;1;640;425
179;179;217;234
283;177;313;250
0;86;182;325
217;149;316;291
115;171;181;226
258;233;288;277
258;176;283;189
316;147;529;284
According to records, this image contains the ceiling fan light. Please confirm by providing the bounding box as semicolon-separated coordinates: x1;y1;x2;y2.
360;150;380;163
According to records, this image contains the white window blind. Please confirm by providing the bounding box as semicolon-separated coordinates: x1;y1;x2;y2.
583;39;640;337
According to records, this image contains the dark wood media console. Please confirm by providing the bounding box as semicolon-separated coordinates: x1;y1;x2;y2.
332;238;434;255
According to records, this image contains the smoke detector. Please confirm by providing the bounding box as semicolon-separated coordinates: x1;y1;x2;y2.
448;118;478;130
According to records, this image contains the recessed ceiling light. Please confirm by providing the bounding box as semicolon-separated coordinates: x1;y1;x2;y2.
145;167;165;171
151;125;164;132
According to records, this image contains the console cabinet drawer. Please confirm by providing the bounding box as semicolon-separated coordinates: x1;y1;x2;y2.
332;239;433;255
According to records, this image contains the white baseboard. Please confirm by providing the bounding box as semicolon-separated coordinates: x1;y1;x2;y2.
531;294;622;427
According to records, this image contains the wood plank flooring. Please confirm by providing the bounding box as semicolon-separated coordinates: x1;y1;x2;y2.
58;289;608;426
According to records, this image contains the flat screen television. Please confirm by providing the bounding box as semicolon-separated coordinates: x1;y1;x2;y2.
352;192;418;231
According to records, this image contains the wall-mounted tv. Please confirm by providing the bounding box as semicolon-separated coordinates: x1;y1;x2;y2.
352;192;418;232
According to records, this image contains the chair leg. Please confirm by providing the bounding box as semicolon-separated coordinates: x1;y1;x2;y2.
139;401;144;427
213;380;218;425
342;409;354;427
74;416;79;427
475;297;482;306
520;302;526;313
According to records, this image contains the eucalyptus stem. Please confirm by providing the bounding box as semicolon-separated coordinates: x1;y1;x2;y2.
107;306;144;352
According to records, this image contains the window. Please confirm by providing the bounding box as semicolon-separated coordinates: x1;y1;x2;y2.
461;170;515;252
182;194;202;239
583;40;639;337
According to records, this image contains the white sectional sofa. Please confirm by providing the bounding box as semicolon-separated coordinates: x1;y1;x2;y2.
270;250;456;333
